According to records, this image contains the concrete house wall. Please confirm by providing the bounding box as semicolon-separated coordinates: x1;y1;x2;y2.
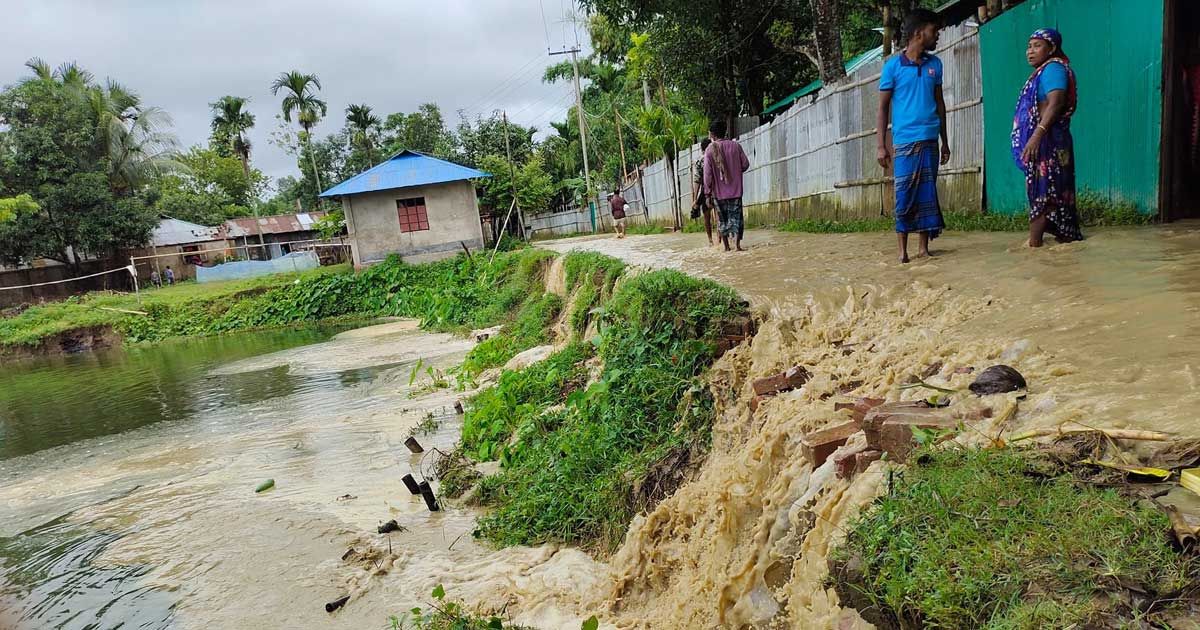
341;180;484;266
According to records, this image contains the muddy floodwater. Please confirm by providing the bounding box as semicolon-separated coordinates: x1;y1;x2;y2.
5;224;1200;629
545;225;1200;438
0;321;587;629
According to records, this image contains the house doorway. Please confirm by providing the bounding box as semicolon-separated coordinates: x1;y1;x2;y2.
1161;0;1200;220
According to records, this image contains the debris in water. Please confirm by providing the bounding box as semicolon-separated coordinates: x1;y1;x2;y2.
325;595;350;613
1011;426;1173;443
751;365;810;396
1182;469;1200;497
954;366;976;374
401;473;422;495
404;436;424;453
340;548;357;561
1149;440;1200;471
418;480;440;512
1079;459;1172;483
454;400;464;414
968;365;1027;395
863;402;960;462
377;519;405;534
254;479;275;493
335;494;356;501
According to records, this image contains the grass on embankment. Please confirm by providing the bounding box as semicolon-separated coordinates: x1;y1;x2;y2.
0;248;562;357
459;261;748;552
0;264;351;348
834;447;1199;629
776;193;1153;234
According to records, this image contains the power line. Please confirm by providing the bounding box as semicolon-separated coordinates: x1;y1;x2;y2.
471;64;553;116
461;52;546;114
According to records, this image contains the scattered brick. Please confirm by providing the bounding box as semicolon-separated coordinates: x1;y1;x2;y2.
834;443;868;479
752;365;812;396
855;450;884;473
862;402;959;462
834;397;886;427
800;421;861;467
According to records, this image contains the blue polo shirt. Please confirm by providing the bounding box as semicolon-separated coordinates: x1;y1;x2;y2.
879;52;943;146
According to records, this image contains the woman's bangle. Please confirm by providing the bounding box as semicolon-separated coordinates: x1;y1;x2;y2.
1036;124;1048;133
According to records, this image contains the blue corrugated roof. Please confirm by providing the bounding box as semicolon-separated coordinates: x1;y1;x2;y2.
319;150;490;197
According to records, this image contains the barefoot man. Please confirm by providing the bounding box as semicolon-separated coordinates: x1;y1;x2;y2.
877;8;950;263
703;119;749;252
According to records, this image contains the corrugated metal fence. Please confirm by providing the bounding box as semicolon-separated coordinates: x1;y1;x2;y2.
610;22;985;229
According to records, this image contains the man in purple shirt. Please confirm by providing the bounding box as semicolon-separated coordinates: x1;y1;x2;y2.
703;119;750;252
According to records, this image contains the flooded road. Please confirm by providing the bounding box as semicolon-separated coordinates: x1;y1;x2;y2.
0;321;593;629
544;225;1200;438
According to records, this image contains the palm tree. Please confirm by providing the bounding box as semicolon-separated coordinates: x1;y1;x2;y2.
210;96;256;179
270;71;327;193
345;103;381;166
106;105;182;194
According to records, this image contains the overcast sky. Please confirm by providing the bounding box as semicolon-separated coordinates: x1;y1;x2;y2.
0;0;589;192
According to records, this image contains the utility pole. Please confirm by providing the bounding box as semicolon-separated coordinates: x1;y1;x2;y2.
502;110;525;240
550;46;594;232
612;103;628;184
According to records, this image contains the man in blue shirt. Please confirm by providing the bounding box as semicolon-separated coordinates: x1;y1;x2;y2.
876;8;950;263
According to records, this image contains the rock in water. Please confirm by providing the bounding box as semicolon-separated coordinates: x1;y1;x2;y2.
969;365;1027;395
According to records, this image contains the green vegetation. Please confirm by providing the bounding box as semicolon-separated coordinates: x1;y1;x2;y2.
778;198;1155;235
563;252;625;336
390;585;536;630
0;248;562;352
835;447;1199;629
472;268;746;551
0;265;350;349
461;341;592;461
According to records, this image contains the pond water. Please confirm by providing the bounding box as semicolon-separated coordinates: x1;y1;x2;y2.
0;321;494;629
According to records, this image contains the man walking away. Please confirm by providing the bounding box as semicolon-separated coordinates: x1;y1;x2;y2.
164;266;175;286
703;119;750;252
150;269;162;289
691;138;717;245
608;191;628;239
877;8;950;263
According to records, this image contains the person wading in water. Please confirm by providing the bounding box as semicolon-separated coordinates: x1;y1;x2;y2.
1013;27;1083;246
877;8;950;263
703;119;749;252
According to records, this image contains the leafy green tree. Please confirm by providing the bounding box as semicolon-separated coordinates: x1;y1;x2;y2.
0;194;38;223
477;154;554;214
456;113;535;169
0;59;175;268
270;71;328;192
345;103;381;166
381;103;457;159
155;146;267;225
210;95;256;178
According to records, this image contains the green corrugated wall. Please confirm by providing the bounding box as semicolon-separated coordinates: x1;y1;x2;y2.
980;0;1163;215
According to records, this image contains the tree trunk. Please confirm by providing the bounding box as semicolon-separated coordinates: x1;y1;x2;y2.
882;4;894;55
303;129;323;206
810;0;847;84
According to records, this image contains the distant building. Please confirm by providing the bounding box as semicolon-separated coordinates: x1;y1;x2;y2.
224;211;328;260
131;217;230;282
319;151;490;267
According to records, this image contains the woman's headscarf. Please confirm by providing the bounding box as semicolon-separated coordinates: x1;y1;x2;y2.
1010;28;1078;171
1030;28;1068;62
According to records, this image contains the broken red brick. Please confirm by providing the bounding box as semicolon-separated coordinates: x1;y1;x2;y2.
834;443;869;479
855;450;884;473
752;365;812;396
863;402;959;462
834;397;886;427
800;421;861;467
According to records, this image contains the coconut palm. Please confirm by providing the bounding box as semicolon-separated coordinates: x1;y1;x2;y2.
270;71;328;192
210;96;256;178
106;106;182;194
345;103;381;166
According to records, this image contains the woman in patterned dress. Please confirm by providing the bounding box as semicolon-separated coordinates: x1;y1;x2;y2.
1012;28;1083;247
